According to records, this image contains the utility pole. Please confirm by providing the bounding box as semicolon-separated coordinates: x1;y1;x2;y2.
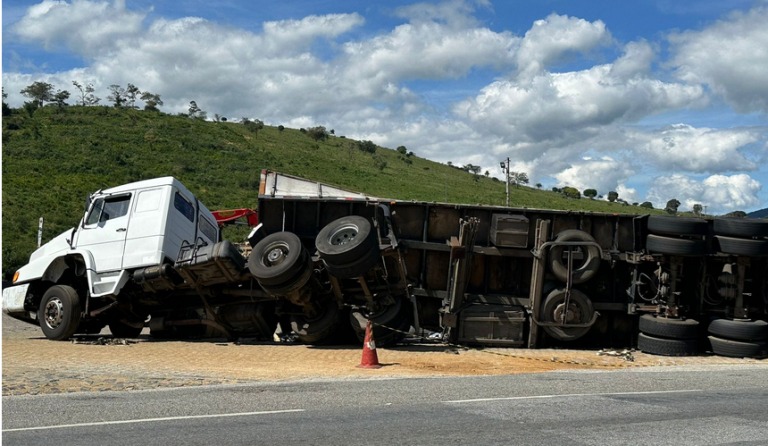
500;157;510;207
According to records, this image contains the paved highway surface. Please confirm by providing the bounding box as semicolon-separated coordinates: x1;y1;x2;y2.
4;365;767;445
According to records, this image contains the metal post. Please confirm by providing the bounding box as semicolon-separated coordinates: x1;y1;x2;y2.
38;217;44;248
505;157;510;207
527;219;549;348
500;157;510;207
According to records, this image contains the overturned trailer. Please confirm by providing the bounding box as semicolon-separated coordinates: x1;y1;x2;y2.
3;171;768;357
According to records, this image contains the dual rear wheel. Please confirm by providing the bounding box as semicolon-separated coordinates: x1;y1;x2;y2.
637;314;699;356
707;319;768;358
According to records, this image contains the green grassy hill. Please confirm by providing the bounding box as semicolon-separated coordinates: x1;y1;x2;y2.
1;106;655;275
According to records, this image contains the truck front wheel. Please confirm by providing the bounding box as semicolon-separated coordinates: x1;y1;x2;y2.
39;285;83;341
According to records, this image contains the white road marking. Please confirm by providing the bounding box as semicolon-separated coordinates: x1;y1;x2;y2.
3;409;305;433
443;389;702;404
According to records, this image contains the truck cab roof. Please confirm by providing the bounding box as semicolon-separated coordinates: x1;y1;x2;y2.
101;176;191;197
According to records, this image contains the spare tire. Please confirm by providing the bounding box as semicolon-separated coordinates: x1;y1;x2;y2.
548;229;600;284
316;216;379;265
540;288;594;341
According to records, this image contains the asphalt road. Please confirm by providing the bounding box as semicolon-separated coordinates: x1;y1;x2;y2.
4;365;768;445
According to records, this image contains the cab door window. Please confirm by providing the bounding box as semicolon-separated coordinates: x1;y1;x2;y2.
86;195;131;225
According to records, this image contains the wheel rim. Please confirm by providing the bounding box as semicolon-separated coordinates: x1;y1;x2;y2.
263;241;290;266
541;289;593;341
329;224;359;246
552;301;583;325
44;297;65;330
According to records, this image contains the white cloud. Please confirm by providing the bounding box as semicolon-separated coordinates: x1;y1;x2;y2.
341;19;516;83
647;173;761;214
702;174;762;211
670;6;768;112
610;40;654;79
553;156;634;197
634;124;759;172
516;13;610;78
262;13;364;51
615;184;638;204
395;0;490;29
13;0;145;56
455;42;705;156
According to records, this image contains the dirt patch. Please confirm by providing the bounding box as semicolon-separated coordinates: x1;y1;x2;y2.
2;314;763;396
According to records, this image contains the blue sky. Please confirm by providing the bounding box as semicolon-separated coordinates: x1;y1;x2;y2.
3;0;767;214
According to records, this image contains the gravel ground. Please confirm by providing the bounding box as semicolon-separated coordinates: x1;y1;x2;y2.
3;313;765;396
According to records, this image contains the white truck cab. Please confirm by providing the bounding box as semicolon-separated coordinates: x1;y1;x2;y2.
3;177;220;337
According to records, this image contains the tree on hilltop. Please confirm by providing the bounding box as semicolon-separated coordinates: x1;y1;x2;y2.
126;83;141;108
140;91;163;111
665;199;680;214
72;81;100;106
108;84;126;107
21;81;54;108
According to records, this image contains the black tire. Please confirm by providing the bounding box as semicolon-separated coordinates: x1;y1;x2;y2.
108;320;144;338
648;216;708;236
708;335;768;358
249;232;309;286
715;236;768;257
548;229;600;284
350;298;412;347
315;216;378;265
713;218;768;238
637;332;698;356
540;288;594;341
646;234;707;256
259;255;313;295
323;248;381;279
290;300;341;344
708;319;768;342
639;314;699;340
39;285;83;341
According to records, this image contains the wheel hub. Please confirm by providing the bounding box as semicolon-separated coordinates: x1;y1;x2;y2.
329;225;358;246
553;302;582;324
44;297;65;329
265;244;288;265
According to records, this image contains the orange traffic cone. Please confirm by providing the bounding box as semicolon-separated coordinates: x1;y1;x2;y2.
358;320;382;369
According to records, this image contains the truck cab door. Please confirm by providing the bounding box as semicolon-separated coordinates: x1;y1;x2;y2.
74;193;132;272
